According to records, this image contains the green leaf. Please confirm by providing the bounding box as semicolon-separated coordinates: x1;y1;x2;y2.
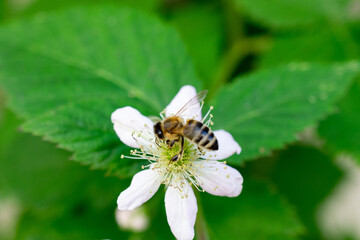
202;176;303;239
234;0;351;28
318;78;360;161
22;100;141;176
211;62;360;164
0;7;201;177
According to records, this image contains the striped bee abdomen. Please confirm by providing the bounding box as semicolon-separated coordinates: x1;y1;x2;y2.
183;119;218;151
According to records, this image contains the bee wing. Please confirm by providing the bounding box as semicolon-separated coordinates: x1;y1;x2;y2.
174;90;208;118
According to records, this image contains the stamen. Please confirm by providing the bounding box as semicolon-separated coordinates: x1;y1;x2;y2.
124;127;207;195
202;106;213;123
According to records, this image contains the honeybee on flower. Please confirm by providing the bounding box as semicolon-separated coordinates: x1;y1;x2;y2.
111;85;243;240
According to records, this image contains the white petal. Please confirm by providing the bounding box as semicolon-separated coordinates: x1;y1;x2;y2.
194;160;243;197
111;107;155;149
165;85;202;121
117;169;161;210
203;130;241;160
165;180;198;240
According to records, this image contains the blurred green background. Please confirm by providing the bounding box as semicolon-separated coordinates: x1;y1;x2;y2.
0;0;360;239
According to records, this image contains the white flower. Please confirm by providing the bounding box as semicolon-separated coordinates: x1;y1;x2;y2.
111;85;243;240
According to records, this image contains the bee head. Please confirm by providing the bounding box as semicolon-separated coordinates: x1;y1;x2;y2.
154;122;165;139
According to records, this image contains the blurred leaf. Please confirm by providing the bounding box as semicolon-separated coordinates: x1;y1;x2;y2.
0;1;5;21
168;3;225;87
137;191;175;240
260;28;360;68
20;0;160;17
318;78;360;161
211;62;360;164
268;145;343;239
202;176;302;239
0;7;201;177
234;0;351;28
0;101;21;159
234;0;360;70
0;108;133;239
0;116;125;213
15;207;130;240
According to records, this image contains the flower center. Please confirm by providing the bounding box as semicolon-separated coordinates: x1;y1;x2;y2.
151;139;204;186
121;105;215;194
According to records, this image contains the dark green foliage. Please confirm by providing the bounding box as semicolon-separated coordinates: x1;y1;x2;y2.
319;79;360;161
269;146;343;239
202;176;303;239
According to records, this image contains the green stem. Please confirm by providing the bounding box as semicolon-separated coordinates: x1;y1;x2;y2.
208;0;272;98
194;191;209;240
221;0;245;45
209;36;271;98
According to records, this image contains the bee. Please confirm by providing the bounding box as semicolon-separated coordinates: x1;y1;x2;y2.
154;90;218;162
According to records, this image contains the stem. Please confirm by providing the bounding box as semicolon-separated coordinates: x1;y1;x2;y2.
209;36;271;98
221;0;245;45
194;191;209;240
208;0;272;98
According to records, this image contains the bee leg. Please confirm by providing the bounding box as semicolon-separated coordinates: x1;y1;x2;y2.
171;136;184;162
155;138;160;147
167;139;177;149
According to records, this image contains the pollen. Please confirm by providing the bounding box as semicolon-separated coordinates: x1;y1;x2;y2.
120;124;207;197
